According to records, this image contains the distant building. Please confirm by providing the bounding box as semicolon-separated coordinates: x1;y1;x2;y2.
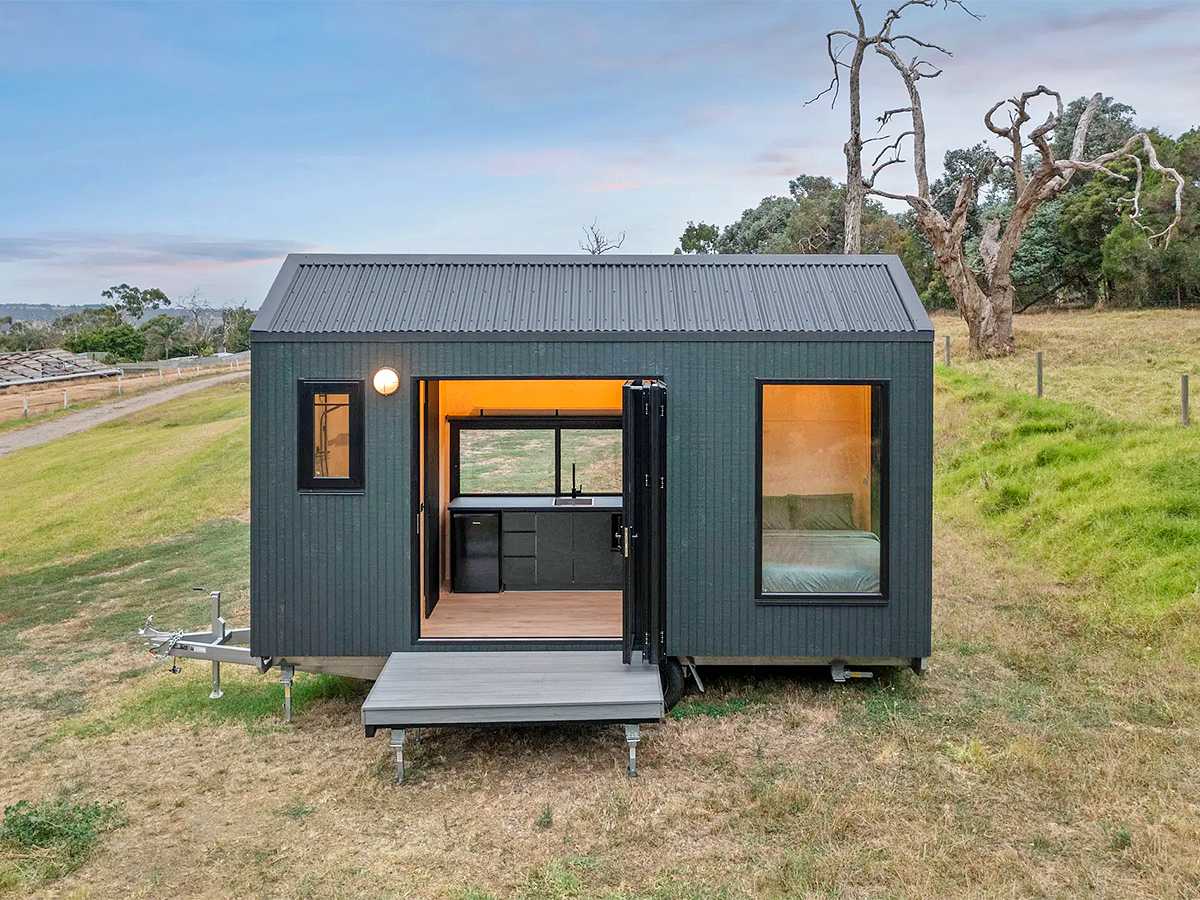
0;349;121;388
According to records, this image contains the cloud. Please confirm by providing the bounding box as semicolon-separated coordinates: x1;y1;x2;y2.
0;234;314;269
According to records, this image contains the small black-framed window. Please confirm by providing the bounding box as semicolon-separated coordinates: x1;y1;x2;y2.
298;380;365;492
755;379;889;604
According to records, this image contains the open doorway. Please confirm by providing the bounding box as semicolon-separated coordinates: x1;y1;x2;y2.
415;378;628;641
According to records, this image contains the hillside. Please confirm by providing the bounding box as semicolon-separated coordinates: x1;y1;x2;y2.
2;317;1200;898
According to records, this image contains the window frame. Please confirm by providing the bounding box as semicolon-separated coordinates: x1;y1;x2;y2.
297;379;365;492
449;415;622;499
754;378;890;605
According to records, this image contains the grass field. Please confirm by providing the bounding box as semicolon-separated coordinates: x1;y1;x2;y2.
3;319;1200;898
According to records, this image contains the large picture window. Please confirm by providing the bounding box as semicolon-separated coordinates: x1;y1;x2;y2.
757;381;886;601
298;380;365;491
450;416;621;497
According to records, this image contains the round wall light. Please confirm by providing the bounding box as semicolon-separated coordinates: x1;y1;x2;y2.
373;367;400;396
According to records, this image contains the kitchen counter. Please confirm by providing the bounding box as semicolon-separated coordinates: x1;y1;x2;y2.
449;495;622;511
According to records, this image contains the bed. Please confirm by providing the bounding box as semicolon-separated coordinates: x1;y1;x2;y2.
761;493;881;594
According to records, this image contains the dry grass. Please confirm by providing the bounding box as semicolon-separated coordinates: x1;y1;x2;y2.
933;309;1200;425
4;520;1200;899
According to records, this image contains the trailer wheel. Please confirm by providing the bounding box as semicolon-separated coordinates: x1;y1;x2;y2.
660;658;685;710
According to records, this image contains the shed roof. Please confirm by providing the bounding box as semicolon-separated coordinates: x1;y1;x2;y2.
252;254;932;341
0;349;122;387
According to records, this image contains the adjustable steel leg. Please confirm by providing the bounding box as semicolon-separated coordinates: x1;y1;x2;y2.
208;590;224;699
625;724;640;777
391;729;406;784
280;665;294;723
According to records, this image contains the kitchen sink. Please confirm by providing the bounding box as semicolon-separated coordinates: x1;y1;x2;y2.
553;496;594;506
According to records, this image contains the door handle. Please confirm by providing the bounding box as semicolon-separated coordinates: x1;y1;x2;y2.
622;526;631;558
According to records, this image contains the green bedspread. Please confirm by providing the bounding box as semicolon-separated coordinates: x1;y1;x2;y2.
761;529;881;594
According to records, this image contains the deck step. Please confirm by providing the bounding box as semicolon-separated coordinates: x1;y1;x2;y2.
360;650;664;728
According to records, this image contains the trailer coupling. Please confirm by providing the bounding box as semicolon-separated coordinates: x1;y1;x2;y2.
140;588;272;698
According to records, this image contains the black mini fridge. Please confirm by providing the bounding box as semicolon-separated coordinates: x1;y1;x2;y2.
451;512;500;593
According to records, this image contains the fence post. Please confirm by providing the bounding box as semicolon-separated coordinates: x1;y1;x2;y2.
1184;374;1191;427
142;373;146;389
63;389;68;410
159;369;164;385
196;363;200;376
23;394;28;418
117;374;122;396
944;334;950;366
177;367;182;381
1036;352;1043;398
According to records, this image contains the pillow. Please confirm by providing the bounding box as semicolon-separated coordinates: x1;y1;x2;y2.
762;495;792;530
788;493;855;530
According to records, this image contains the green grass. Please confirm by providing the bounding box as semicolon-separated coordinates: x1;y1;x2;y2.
70;668;365;737
0;381;249;577
0;519;250;659
0;796;126;887
935;367;1200;635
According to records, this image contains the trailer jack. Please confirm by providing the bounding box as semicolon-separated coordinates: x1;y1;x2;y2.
830;661;874;684
140;589;274;696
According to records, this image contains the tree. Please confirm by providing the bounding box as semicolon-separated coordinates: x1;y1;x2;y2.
675;221;719;254
63;323;146;361
100;283;170;323
177;290;215;356
837;0;1185;355
140;313;185;360
220;305;257;353
812;0;976;253
580;220;625;254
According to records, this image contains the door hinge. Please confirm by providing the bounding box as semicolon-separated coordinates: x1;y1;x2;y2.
644;473;649;487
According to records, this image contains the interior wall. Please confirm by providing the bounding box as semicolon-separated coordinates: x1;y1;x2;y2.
435;379;626;586
761;384;872;530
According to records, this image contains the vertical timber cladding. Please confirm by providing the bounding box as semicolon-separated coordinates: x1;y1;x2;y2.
250;337;932;661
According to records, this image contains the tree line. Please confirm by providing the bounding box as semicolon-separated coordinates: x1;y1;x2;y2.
0;284;256;362
677;103;1198;314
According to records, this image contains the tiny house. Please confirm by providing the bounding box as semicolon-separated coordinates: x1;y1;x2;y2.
248;254;933;754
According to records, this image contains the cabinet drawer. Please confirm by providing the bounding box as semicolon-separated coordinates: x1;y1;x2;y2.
503;511;536;532
502;531;536;557
503;557;536;587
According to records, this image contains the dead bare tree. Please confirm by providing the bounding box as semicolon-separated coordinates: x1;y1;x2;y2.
874;76;1183;356
819;0;1187;357
580;220;626;255
810;0;975;254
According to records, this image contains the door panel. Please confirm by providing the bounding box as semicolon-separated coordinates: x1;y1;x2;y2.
622;380;667;664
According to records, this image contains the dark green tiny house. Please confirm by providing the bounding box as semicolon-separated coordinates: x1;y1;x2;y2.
249;254;933;744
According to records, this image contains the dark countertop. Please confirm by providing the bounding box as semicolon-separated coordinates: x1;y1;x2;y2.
449;496;623;511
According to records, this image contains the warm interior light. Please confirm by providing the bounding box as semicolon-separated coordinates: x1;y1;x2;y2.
373;367;400;396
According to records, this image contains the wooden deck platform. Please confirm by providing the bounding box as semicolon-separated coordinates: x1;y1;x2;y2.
421;590;622;639
360;651;664;729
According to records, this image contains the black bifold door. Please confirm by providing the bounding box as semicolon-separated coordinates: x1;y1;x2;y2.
621;379;667;665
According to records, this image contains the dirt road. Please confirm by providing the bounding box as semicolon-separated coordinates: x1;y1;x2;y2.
0;371;249;457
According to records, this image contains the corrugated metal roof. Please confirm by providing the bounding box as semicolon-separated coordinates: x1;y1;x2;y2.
252;254;932;339
0;349;122;387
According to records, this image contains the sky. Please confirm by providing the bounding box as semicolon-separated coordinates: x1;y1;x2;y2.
2;0;1198;309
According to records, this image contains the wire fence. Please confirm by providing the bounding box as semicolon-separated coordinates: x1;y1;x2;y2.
0;355;251;424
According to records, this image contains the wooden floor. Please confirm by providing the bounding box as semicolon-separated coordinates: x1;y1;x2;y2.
421;589;622;639
361;651;663;727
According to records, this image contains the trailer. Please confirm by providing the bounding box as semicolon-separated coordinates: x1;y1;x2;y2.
146;253;933;779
